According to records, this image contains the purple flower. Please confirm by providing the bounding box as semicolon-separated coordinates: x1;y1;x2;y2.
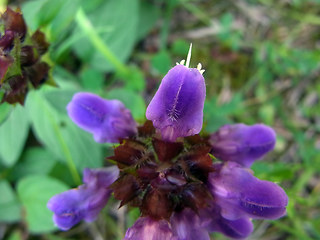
0;30;14;51
210;123;276;167
124;208;209;240
208;162;288;220
124;217;177;240
202;205;254;239
47;166;119;230
171;208;210;240
146;64;206;142
67;92;137;143
49;46;288;239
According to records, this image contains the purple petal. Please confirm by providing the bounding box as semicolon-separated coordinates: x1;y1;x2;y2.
171;208;210;240
210;123;276;167
0;30;14;51
67;92;137;143
207;207;253;239
208;162;288;220
83;166;119;188
124;217;177;240
146;65;206;142
47;166;119;230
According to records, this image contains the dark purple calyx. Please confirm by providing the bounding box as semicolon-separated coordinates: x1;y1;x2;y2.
0;8;51;105
109;120;213;220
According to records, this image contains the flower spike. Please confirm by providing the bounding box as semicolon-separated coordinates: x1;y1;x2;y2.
48;45;288;240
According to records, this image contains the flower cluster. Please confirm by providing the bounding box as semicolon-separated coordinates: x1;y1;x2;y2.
47;48;288;239
0;8;50;104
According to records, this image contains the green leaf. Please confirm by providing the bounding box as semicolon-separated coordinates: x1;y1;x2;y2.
220;13;233;31
80;68;104;91
0;105;29;167
49;0;80;41
0;180;21;223
80;0;104;12
10;147;57;181
251;162;296;182
151;50;172;75
259;104;275;125
120;65;146;91
44;89;77;114
52;66;80;90
127;208;140;230
17;175;68;233
203;94;244;132
6;230;23;240
21;0;45;30
106;88;146;122
0;102;12;125
25;89;103;174
73;0;139;72
171;39;190;56
49;162;75;187
36;0;66;27
136;1;160;40
46;234;76;240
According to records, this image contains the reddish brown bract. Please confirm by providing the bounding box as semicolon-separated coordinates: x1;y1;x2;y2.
108;121;214;220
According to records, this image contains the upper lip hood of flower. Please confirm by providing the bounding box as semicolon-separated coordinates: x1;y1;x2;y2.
146;64;206;142
146;44;206;142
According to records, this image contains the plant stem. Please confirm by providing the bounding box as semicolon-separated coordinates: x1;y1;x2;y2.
34;91;81;185
75;7;129;75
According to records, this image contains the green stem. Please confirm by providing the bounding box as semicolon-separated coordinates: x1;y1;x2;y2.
35;92;81;185
271;221;310;239
53;121;82;185
75;7;129;75
292;168;315;193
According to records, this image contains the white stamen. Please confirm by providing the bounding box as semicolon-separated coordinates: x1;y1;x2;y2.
176;62;180;65
186;43;192;68
180;59;185;65
197;63;202;71
200;69;205;74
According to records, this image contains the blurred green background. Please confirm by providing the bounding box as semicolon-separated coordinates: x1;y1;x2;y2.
0;0;319;239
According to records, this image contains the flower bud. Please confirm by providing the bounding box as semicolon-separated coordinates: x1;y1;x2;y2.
67;92;137;143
